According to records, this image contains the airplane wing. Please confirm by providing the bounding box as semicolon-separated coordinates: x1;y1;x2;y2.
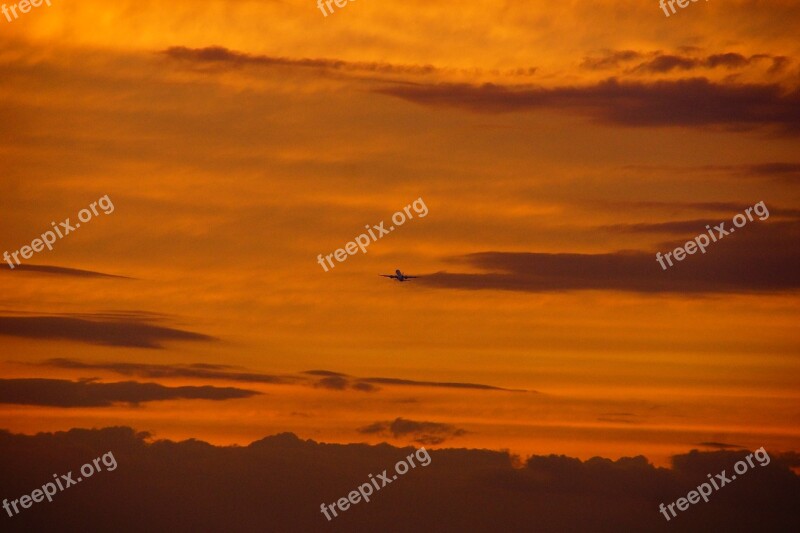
404;276;419;278
380;275;398;278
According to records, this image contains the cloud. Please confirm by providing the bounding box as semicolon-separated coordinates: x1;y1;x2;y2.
421;221;800;294
632;55;701;73
0;378;258;407
358;417;468;445
0;313;215;348
602;219;720;235
742;162;800;179
698;442;744;450
580;50;643;70
625;162;800;182
162;45;439;78
597;417;638;424
582;49;788;74
358;376;527;392
304;370;349;377
162;46;536;80
39;358;291;384
705;53;751;69
376;78;800;134
631;53;753;74
312;376;380;393
0;427;797;532
302;370;526;393
0;264;134;279
32;362;515;393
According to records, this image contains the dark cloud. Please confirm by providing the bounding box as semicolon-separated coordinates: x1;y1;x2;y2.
776;452;800;468
303;370;349;377
302;370;524;393
583;49;786;74
39;358;290;384
632;55;701;73
698;442;744;450
0;314;214;348
1;264;133;279
0;378;258;407
767;56;790;74
602;219;719;235
580;50;643;70
31;361;511;394
736;162;800;181
162;46;535;79
705;53;750;69
599;199;775;215
632;53;751;73
0;427;798;532
351;382;379;392
163;46;438;76
376;78;800;134
315;376;351;391
358;377;527;392
358;417;467;445
622;162;800;182
420;221;800;294
597;417;638;424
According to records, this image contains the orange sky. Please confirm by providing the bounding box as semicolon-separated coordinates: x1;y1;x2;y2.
1;0;799;467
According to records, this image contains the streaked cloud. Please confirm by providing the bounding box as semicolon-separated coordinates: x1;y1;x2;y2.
1;426;797;531
38;358;291;384
376;78;800;134
301;371;528;393
1;264;133;279
581;49;789;74
0;378;258;407
33;360;518;393
358;417;467;445
697;442;744;450
359;376;527;392
422;221;800;294
0;314;214;349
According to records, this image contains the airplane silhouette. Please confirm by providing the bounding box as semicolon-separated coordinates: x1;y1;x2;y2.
380;269;419;282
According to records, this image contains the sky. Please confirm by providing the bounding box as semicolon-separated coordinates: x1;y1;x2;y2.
1;0;799;530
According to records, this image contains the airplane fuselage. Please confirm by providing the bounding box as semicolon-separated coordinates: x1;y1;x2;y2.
381;269;417;282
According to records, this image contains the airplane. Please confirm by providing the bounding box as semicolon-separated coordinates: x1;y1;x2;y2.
380;269;419;282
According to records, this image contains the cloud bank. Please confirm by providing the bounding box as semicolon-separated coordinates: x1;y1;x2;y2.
0;379;259;407
0;427;797;532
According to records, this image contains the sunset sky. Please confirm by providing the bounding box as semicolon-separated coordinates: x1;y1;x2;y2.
1;0;799;510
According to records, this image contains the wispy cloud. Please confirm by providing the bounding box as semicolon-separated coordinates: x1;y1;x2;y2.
162;45;537;81
301;371;528;393
34;361;520;393
0;378;258;407
358;417;468;445
421;221;800;294
0;314;214;349
581;49;789;74
376;78;800;134
38;358;291;384
0;264;134;279
697;442;744;450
